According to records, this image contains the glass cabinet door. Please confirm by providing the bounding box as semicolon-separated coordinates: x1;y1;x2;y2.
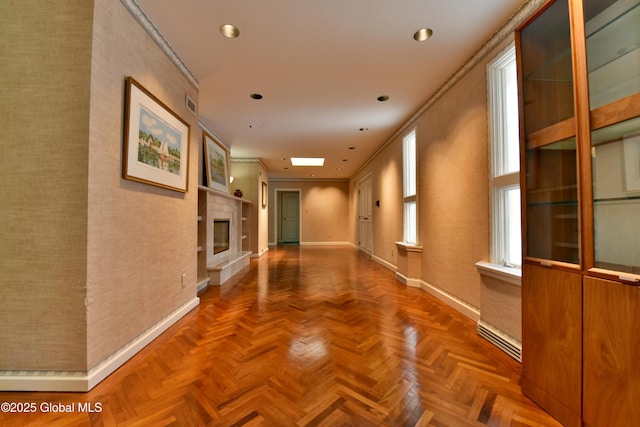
584;0;640;275
583;0;640;110
519;0;580;264
526;138;580;264
591;116;640;274
519;0;574;134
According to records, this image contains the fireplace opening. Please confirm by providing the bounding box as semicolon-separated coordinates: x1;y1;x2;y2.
213;219;230;254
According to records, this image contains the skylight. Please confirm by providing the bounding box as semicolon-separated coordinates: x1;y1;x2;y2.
291;158;325;167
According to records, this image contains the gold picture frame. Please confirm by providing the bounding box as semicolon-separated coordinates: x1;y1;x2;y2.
123;77;190;192
203;131;230;193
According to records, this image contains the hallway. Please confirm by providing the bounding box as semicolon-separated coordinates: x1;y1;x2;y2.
0;246;559;426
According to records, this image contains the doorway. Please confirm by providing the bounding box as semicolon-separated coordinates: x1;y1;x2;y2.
276;190;300;244
358;175;373;255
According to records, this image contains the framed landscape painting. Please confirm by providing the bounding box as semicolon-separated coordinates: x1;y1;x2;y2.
123;76;190;192
203;131;230;193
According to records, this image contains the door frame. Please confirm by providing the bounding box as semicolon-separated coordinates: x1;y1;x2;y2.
274;188;302;244
357;174;373;255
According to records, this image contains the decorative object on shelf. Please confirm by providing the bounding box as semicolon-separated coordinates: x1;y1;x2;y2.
234;189;243;198
123;76;190;192
262;181;267;207
203;130;230;193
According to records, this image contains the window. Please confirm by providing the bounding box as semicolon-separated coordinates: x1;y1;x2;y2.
488;44;521;267
403;130;417;244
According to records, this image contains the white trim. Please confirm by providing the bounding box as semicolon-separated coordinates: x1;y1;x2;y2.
372;254;397;272
395;274;480;322
0;297;199;392
119;0;198;89
394;242;423;252
475;261;521;286
251;247;270;258
300;241;352;246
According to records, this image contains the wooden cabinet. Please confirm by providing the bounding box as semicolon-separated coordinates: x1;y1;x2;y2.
583;277;640;426
517;0;640;425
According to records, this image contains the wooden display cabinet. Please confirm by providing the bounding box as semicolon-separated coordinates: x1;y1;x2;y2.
517;0;640;425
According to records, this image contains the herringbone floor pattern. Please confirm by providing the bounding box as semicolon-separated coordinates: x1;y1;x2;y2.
0;246;560;426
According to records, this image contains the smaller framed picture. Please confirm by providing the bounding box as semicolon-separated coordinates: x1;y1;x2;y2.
203;131;230;193
123;77;190;192
262;181;268;207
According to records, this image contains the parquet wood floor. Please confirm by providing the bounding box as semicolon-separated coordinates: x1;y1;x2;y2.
0;246;561;426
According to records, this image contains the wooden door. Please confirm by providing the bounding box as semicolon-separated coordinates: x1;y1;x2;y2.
521;264;582;427
583;276;640;426
280;191;299;243
358;177;373;255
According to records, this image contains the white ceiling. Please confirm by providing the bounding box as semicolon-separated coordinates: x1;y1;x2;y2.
137;0;524;180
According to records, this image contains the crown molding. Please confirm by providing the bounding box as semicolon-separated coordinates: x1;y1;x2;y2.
120;0;199;90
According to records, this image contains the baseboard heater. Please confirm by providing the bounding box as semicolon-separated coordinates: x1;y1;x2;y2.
477;320;522;362
395;272;408;285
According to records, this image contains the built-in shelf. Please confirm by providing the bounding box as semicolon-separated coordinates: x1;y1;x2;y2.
197;186;253;289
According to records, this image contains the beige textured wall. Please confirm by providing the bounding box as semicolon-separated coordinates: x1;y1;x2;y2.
417;63;490;308
85;0;199;368
349;42;510;311
268;181;349;244
350;142;404;266
230;160;269;255
0;0;94;370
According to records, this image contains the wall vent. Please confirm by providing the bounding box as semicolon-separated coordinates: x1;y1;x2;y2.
395;272;408;285
185;94;196;116
477;320;521;362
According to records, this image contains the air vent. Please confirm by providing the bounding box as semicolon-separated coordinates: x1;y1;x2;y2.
185;94;196;116
395;272;408;285
477;320;522;362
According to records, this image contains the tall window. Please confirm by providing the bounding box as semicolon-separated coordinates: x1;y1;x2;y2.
403;130;417;244
488;45;521;267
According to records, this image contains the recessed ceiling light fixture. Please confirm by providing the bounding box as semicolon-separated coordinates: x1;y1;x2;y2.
359;127;368;132
414;27;433;42
291;157;325;167
250;93;263;100
220;24;240;38
377;95;389;102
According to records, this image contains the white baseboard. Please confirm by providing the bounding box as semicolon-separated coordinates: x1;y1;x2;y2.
372;255;396;272
0;297;199;392
395;273;480;322
251;247;269;258
299;241;352;246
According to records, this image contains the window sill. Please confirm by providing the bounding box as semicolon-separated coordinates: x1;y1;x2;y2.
475;261;521;286
395;242;423;253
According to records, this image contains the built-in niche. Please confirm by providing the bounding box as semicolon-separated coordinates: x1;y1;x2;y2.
213;219;230;254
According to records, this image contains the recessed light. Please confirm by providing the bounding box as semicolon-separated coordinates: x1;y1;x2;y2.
359;127;368;132
291;157;325;166
342;159;348;162
414;28;433;42
348;146;356;150
377;95;389;102
220;24;240;38
250;93;263;100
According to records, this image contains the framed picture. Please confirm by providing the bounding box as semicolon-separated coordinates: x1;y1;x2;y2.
262;181;268;207
203;131;230;193
624;135;640;192
123;76;190;192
